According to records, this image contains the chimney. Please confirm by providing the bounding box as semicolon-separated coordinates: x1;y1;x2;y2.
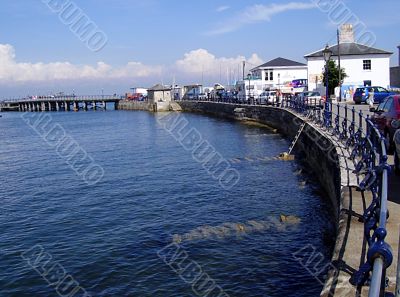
339;24;355;43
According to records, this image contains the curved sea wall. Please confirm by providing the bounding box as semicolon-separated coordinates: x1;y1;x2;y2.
176;101;362;296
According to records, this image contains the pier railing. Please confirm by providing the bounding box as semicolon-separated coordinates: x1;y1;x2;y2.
1;94;124;103
182;95;392;296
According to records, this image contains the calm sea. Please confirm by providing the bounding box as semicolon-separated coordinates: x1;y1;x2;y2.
0;110;335;296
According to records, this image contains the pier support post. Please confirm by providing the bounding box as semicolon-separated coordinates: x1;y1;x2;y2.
65;101;70;111
84;102;88;111
56;102;60;111
47;102;52;111
73;101;79;111
93;101;96;110
102;101;106;110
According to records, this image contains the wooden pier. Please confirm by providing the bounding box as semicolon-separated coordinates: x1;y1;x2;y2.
0;95;122;112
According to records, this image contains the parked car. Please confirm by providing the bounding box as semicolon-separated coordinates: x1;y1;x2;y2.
259;91;277;105
353;86;394;104
370;95;400;152
296;91;322;107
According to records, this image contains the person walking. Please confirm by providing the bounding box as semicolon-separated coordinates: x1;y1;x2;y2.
368;87;375;108
364;86;370;106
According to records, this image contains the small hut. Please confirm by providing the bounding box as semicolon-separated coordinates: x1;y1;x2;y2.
148;84;172;104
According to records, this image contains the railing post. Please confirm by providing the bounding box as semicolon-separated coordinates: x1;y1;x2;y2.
342;104;348;139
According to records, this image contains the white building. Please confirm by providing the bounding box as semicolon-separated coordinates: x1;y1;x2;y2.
305;25;392;99
250;57;308;89
236;57;308;99
130;87;148;96
182;84;203;99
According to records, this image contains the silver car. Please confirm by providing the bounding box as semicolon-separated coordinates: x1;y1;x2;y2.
259;91;277;105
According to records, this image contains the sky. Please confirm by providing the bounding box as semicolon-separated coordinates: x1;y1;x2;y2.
0;0;399;97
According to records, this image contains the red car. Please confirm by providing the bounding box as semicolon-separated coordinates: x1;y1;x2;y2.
371;95;400;151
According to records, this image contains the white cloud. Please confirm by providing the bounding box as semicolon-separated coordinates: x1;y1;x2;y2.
175;48;263;83
0;44;264;94
0;44;162;83
216;5;230;12
206;2;316;35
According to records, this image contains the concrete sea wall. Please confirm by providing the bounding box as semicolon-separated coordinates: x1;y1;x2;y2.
117;100;152;111
177;101;358;296
117;101;182;112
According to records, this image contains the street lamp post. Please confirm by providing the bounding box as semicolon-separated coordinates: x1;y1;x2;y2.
247;73;251;104
323;44;332;127
278;73;281;106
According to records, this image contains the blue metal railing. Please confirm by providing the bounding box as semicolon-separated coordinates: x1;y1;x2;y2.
285;96;392;296
181;94;393;296
269;95;392;296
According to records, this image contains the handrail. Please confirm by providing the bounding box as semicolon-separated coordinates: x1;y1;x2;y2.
179;94;393;296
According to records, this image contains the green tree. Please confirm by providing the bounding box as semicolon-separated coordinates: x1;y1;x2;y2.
322;60;347;97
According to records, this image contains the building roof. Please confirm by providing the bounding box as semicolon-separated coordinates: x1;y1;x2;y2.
255;57;306;69
148;84;172;91
305;42;393;58
184;84;203;88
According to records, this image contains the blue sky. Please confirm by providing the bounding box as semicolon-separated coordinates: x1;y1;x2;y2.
0;0;399;96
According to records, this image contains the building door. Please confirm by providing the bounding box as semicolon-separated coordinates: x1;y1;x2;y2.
363;80;372;86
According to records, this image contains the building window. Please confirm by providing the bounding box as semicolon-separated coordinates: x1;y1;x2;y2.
363;60;371;70
270;71;273;81
265;71;269;81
